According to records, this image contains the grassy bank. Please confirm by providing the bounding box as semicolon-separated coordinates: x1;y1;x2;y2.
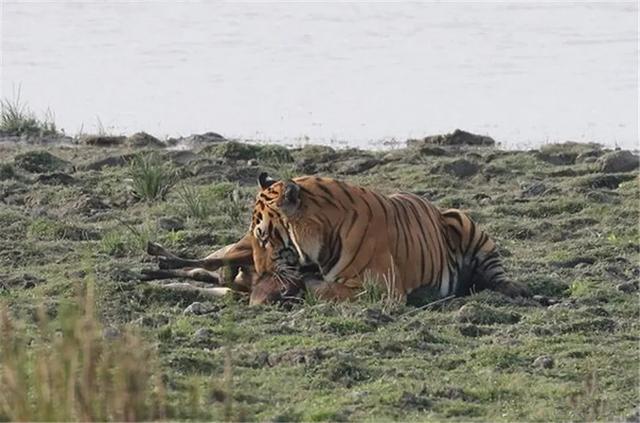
0;132;638;421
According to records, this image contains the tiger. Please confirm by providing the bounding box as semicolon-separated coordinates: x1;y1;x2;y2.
250;172;529;302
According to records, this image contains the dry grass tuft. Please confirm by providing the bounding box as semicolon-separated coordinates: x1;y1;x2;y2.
0;284;166;422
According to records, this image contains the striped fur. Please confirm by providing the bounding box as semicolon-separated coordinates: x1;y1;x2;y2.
251;174;528;301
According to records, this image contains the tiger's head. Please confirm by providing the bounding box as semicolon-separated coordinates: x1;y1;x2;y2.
251;172;302;248
247;172;307;305
249;173;305;273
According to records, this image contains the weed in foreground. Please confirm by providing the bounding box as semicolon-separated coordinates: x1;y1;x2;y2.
127;153;177;202
569;369;605;421
0;283;165;421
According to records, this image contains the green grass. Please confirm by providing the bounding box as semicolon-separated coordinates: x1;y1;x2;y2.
177;184;213;220
0;139;638;421
127;153;178;202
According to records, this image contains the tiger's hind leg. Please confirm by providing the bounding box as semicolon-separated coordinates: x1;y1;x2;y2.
443;209;529;298
473;249;530;298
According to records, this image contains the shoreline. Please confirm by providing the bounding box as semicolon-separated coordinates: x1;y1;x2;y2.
0;128;636;154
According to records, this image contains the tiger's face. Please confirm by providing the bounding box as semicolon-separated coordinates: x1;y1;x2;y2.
250;173;302;271
251;180;288;249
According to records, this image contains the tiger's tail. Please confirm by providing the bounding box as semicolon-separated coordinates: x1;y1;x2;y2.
441;209;529;297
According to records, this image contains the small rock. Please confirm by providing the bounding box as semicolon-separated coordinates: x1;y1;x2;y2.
80;154;135;171
533;355;554;369
336;157;380;175
183;302;208;315
441;159;480;178
247;158;258;166
535;151;577;166
36;172;76;185
81;135;126;147
616;281;639;293
585;174;636;189
599;150;639;173
178;132;226;149
13;151;71;173
127;132;165;148
532;295;550;306
157;216;184;231
408;129;495;147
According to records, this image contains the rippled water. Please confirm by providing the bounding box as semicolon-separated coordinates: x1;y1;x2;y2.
2;2;638;148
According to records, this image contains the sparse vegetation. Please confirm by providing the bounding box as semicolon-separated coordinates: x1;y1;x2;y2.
178;184;213;220
0;94;57;136
127;153;178;202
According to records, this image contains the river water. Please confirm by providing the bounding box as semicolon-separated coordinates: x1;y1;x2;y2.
2;2;638;149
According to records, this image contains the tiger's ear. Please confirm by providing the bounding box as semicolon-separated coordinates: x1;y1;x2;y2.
280;180;301;215
258;172;277;190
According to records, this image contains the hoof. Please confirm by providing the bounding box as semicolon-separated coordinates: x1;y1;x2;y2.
146;241;165;256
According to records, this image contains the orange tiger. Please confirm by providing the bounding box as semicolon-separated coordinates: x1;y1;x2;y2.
250;172;529;302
